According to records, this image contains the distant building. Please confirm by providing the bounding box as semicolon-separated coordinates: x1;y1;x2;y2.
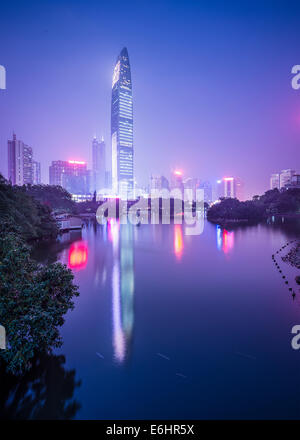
150;175;169;191
183;177;200;200
215;177;243;200
214;180;224;201
170;170;184;193
8;133;33;185
105;170;112;188
199;180;213;204
285;174;300;189
270;169;296;190
32;160;41;184
92;136;106;194
235;177;244;201
49;160;89;195
223;177;235;198
270;173;280;190
279;169;296;189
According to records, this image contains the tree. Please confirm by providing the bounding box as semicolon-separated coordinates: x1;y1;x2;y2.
0;232;79;375
0;175;58;241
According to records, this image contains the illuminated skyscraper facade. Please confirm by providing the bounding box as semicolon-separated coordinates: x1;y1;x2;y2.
111;47;134;199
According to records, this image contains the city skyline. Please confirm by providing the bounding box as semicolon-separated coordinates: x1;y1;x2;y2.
0;0;299;199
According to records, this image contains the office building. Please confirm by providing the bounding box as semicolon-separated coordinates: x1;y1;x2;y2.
7;133;33;185
49;160;89;194
111;47;134;199
270;173;280;190
279;169;295;189
32;160;41;184
92;136;106;194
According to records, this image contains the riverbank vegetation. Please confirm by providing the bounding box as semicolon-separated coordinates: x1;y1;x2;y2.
0;176;79;374
207;188;300;225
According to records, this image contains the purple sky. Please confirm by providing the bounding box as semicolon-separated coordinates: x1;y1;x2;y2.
0;0;299;199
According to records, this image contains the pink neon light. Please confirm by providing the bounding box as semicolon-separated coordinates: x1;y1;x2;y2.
174;170;182;176
223;177;234;181
68;242;88;269
68;160;86;165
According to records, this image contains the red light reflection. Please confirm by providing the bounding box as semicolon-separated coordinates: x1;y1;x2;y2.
174;225;183;259
68;242;88;270
222;229;234;254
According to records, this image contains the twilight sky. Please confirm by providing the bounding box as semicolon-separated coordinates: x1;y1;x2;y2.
0;0;299;198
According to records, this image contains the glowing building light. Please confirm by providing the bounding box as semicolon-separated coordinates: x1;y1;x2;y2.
174;170;183;176
68;160;86;165
223;177;234;181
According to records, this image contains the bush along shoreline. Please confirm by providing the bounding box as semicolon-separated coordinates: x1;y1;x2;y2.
207;188;300;227
0;176;79;375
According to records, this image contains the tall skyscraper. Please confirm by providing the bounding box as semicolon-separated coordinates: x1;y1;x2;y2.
92;136;106;194
32;160;41;184
111;47;134;199
8;133;33;185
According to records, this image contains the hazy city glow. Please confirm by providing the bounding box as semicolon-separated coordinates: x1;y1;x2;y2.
68;160;86;165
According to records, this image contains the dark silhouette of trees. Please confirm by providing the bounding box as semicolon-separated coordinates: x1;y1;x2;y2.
207;188;300;223
0;175;58;240
0;232;79;374
0;352;81;419
26;183;76;214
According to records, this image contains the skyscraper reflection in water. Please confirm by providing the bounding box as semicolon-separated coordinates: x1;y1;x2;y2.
109;220;135;363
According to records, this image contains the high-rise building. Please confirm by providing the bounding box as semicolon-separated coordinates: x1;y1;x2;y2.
32;160;41;184
150;175;169;191
285;174;300;189
223;177;235;198
279;169;295;189
8;133;33;185
111;47;134;199
199;180;213;204
92;136;106;194
235;177;244;201
270;173;280;190
49;160;89;194
170;170;184;193
215;177;243;200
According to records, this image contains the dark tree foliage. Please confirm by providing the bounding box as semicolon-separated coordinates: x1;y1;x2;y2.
0;232;79;375
0;175;58;240
207;188;300;222
0;352;81;419
25;183;77;214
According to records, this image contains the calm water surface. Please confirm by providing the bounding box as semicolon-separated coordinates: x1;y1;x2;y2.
2;219;300;419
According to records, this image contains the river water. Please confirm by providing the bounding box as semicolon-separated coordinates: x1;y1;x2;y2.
1;219;300;419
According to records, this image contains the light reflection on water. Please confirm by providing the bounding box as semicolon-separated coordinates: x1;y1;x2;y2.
9;218;300;419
